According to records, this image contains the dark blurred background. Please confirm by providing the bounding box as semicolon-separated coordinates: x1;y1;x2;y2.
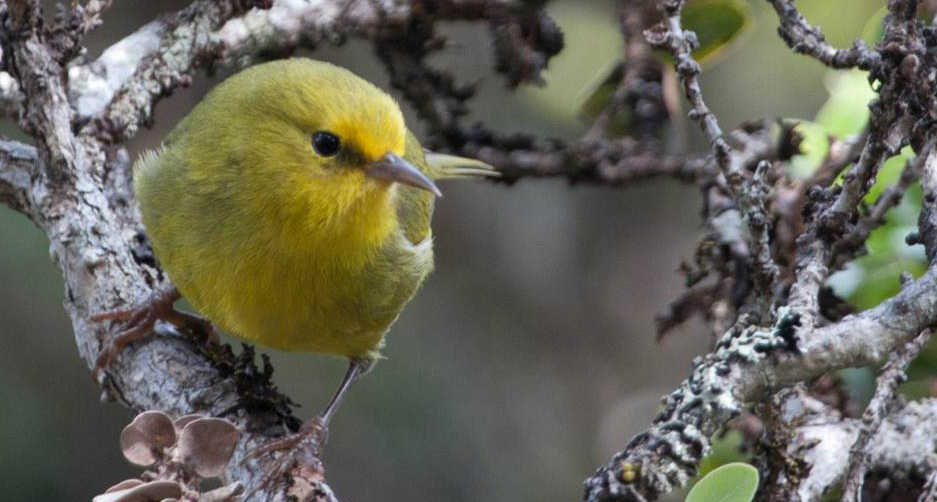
0;1;883;501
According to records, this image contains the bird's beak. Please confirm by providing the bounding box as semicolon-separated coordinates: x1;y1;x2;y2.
366;153;442;197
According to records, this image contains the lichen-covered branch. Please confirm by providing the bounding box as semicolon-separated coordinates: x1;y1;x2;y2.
1;0;327;499
585;260;937;501
917;141;937;260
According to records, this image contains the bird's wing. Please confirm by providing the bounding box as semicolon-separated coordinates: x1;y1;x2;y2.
396;132;438;245
396;133;500;245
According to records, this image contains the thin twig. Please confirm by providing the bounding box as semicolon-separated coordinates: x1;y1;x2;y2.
766;0;880;69
647;1;782;324
645;0;732;173
832;140;928;268
840;329;933;502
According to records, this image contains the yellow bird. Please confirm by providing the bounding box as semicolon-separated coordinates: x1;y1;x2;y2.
97;58;496;456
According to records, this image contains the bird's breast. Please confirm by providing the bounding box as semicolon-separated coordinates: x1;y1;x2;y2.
163;188;430;359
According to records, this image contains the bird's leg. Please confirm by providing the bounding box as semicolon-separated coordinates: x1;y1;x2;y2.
245;358;372;476
90;286;219;378
317;356;372;438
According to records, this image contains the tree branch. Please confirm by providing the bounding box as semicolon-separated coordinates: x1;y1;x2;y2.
0;70;22;117
78;0;274;142
584;258;937;501
841;329;933;502
774;388;937;502
0;136;36;220
645;0;732;172
766;0;881;70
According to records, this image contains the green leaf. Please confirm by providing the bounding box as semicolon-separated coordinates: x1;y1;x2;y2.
576;0;752;132
788;120;831;177
828;146;925;310
697;431;747;478
576;62;634;136
814;69;876;138
685;462;759;502
522;1;624;120
860;5;887;44
683;0;754;63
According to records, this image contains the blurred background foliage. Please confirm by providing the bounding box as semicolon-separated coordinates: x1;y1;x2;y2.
0;1;925;501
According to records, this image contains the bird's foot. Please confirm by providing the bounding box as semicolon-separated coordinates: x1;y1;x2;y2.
90;287;219;379
243;416;328;495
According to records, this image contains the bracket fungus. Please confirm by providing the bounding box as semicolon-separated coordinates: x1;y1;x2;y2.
96;411;243;502
120;410;178;466
93;480;182;502
177;417;242;478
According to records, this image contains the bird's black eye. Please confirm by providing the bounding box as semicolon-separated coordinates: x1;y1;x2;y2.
312;131;341;157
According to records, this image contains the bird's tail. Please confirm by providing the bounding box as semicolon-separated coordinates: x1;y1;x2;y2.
424;151;501;179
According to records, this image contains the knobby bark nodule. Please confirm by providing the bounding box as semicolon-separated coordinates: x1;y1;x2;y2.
0;0;936;501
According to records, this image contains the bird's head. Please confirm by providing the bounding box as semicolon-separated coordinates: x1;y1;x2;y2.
178;59;438;233
280;61;440;198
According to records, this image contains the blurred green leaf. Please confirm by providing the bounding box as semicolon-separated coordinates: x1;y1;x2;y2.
814;69;875;138
523;1;623;120
576;62;634;136
865;147;914;202
683;0;754;63
790;68;876;178
788;120;831;177
860;5;887;44
899;377;934;400
835;147;925;310
576;0;751;133
685;462;759;502
839;367;876;404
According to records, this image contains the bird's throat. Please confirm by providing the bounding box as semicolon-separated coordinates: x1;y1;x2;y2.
294;180;397;268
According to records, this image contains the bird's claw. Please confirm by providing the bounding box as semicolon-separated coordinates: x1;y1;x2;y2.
242;417;329;498
299;415;329;445
90;287;218;380
245;415;329;462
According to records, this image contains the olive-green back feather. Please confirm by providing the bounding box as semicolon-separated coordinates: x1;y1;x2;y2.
397;133;437;245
